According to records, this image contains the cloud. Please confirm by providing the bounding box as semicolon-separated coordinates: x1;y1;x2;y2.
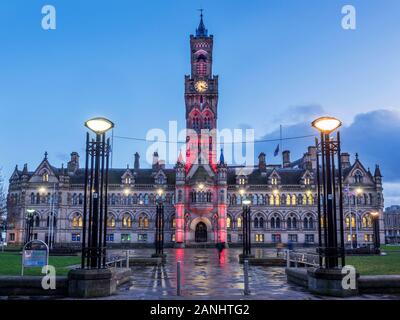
256;108;400;207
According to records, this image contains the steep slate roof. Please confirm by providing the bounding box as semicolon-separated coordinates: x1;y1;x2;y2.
226;167;307;185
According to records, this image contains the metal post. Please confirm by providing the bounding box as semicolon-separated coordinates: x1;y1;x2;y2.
248;206;251;255
316;138;323;267
286;249;290;268
126;250;130;268
337;132;346;266
243;259;250;295
177;261;181;296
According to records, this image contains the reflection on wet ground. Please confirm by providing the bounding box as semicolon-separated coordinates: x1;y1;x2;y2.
103;248;400;300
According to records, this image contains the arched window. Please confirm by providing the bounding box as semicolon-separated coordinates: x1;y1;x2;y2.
275;194;280;206
237;217;242;229
287;215;297;229
72;193;78;205
226;215;232;229
269;195;274;205
303;214;314;229
78;194;83;205
254;217;259;228
291;195;297;205
345;215;356;228
144;194;149;205
122;213;132;228
138;214;149;229
362;214;372;228
259;217;264;228
170;214;176;229
34;215;40;227
354;171;363;183
308;194;314;205
107;215;116;228
286;195;291;206
72;213;83;228
236;194;241;205
31;193;35;204
271;215;281;229
42;172;49;182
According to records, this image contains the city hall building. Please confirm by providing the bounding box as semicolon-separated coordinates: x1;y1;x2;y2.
6;15;384;248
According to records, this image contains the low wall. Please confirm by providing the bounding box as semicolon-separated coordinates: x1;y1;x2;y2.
286;267;400;294
0;276;68;297
358;275;400;294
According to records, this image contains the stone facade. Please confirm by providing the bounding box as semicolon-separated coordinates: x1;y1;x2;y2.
384;205;400;244
6;16;385;248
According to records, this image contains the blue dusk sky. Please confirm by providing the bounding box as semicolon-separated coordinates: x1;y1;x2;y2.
0;0;400;205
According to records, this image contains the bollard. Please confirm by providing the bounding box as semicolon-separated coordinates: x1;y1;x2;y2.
243;259;250;295
126;250;130;268
177;261;182;296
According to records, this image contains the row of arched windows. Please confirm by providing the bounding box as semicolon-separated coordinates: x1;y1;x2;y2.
190;191;212;203
228;193;315;206
70;212;176;229
30;192;59;205
226;214;315;230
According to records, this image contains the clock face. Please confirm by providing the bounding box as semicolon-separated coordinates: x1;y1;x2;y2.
195;80;208;93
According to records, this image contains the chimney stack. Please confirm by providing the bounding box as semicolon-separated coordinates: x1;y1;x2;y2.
340;153;351;169
152;151;159;170
308;146;317;169
282;150;291;168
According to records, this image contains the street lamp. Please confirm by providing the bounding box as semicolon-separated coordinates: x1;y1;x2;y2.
154;189;165;257
312;116;345;269
81;117;113;269
242;196;251;258
371;212;381;252
25;209;35;244
354;187;363;248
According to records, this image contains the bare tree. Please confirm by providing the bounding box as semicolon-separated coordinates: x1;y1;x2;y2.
0;169;7;239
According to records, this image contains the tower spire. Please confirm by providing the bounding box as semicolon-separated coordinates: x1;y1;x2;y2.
196;9;208;37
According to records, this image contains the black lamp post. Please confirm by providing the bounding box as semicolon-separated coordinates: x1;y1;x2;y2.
242;196;251;257
312;116;345;269
25;209;35;244
371;212;381;252
155;189;165;257
81;117;113;269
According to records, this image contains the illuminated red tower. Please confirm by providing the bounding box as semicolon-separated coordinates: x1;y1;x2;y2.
185;11;218;172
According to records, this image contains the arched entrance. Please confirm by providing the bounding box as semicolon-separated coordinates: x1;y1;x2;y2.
195;222;207;242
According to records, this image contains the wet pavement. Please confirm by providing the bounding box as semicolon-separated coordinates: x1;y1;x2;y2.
102;248;400;300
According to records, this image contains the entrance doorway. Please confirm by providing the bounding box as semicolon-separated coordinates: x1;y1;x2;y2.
195;222;207;242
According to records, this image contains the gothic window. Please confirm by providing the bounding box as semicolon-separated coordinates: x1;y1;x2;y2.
107;215;116;228
287;215;297;229
36;193;40;204
196;54;207;76
271;177;278;185
122;213;132;228
226;215;232;229
111;194;116;205
72;213;83;228
269;195;274;206
170;214;176;229
362;214;372;228
308;194;314;205
78;194;83;205
42;172;49;182
304;177;310;185
271;215;281;229
72;193;78;206
354;171;363;183
31;193;35;204
237;217;242;229
144;194;149;205
192;117;200;130
252;194;258;205
236;194;241;205
204;117;212;129
291;195;297;206
34;215;40;228
254;217;259;228
345;215;356;228
259;217;264;228
303;214;314;229
286;194;291;206
138;214;149;229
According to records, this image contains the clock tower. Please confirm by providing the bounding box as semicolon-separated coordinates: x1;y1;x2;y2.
185;12;218;172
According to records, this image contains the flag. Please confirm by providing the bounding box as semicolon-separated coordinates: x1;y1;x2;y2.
274;144;279;157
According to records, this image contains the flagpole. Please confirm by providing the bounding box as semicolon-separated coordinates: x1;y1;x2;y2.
280;125;283;166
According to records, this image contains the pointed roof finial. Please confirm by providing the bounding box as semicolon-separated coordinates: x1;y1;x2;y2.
196;9;208;37
220;148;225;164
355;152;359;160
44;151;48;160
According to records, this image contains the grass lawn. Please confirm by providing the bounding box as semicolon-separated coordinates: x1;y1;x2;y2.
346;250;400;275
0;252;80;276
